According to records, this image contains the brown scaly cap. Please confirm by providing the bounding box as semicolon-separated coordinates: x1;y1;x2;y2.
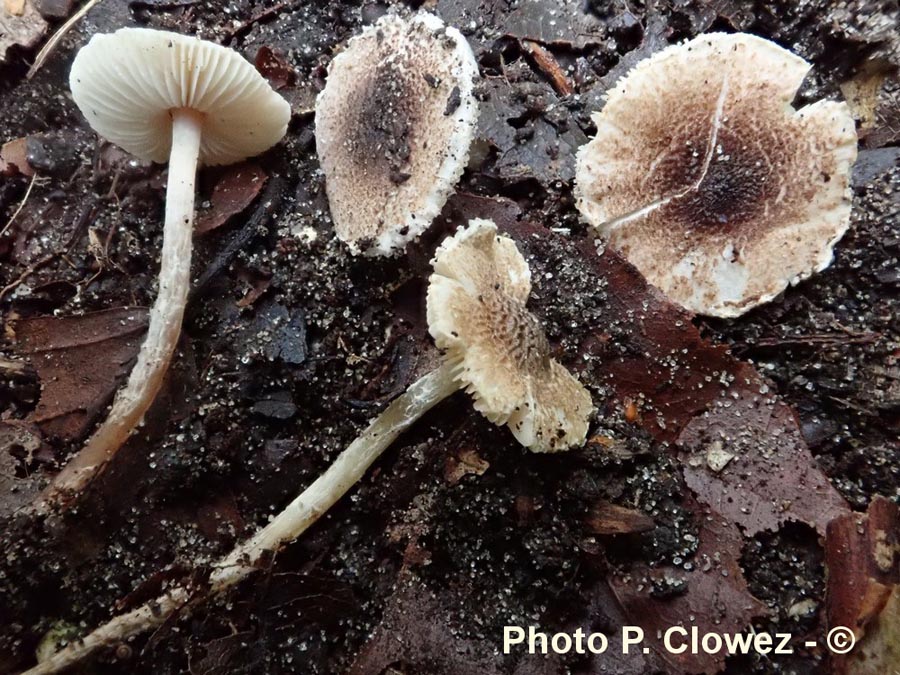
575;33;858;318
426;219;593;452
315;12;479;256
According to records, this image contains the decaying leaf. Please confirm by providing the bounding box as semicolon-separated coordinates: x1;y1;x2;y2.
189;631;262;675
476;68;587;186
0;137;33;177
31;0;74;20
0;0;47;62
254;45;295;90
437;0;607;50
843;586;900;675
12;308;148;441
350;578;499;675
826;497;900;674
196;163;268;235
609;500;768;675
677;365;850;537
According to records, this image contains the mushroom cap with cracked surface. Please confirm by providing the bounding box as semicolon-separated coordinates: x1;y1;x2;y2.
427;219;593;452
575;32;857;318
315;12;479;256
70;28;291;166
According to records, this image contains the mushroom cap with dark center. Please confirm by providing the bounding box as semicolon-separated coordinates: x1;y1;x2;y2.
427;219;593;452
70;28;291;166
315;12;479;256
575;33;857;318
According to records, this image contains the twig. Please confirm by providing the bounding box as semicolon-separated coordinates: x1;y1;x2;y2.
27;0;103;80
0;173;40;239
733;331;881;353
522;39;574;97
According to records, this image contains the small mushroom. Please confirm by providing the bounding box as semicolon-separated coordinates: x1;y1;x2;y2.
44;28;290;507
23;220;592;675
225;219;592;563
315;11;479;256
575;33;858;318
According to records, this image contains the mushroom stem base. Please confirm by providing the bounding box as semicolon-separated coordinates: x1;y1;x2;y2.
21;362;459;675
36;109;203;512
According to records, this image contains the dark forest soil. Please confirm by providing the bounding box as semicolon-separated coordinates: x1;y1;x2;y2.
0;1;897;674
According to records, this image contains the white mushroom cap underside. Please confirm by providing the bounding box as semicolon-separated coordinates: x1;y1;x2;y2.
575;33;858;318
427;219;593;453
70;28;291;165
315;12;479;256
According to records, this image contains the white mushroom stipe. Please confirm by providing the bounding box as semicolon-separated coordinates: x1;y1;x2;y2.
315;11;479;255
575;33;858;318
20;365;457;675
20;220;592;675
39;28;291;511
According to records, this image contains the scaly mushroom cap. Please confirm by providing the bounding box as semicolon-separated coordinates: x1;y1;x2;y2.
427;219;593;452
70;28;291;166
315;12;479;256
575;33;858;318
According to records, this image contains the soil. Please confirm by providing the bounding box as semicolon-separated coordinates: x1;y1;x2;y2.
0;1;897;674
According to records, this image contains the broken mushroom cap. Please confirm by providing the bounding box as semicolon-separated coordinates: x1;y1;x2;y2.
427;219;593;452
315;12;479;256
69;27;291;166
575;33;858;318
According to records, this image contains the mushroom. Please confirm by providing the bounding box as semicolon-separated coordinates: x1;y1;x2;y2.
43;28;291;506
315;11;479;256
575;33;857;318
23;219;593;675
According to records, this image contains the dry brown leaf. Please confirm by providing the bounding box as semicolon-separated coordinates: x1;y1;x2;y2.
677;364;850;537
0;137;33;177
13;307;148;441
254;45;295;90
196;163;268;234
609;499;768;675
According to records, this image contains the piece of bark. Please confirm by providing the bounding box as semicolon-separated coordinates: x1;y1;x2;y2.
826;497;900;674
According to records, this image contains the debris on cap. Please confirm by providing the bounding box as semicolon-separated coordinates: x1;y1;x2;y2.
575;32;858;318
69;28;291;166
315;12;479;256
426;219;593;452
